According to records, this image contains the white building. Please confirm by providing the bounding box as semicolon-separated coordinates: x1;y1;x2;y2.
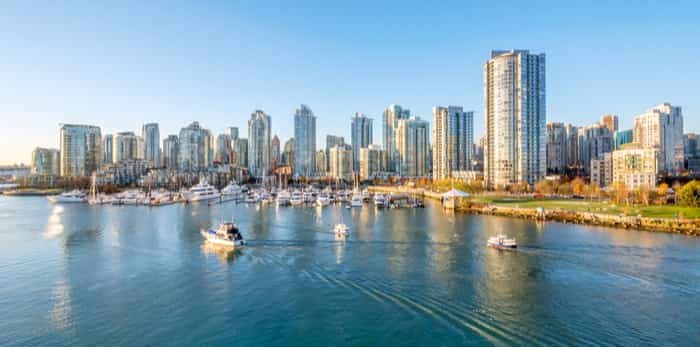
178;122;210;172
633;103;684;173
329;145;353;181
484;50;546;188
360;144;384;180
59;124;102;177
142;123;160;166
113;131;140;163
248;110;272;178
432;106;473;180
382;104;411;172
612;144;662;190
396;117;430;177
31;147;60;176
351;112;373;172
590;152;612;187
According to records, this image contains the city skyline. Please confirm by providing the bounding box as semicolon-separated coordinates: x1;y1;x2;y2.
2;1;700;165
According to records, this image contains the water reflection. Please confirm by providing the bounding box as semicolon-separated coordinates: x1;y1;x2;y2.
201;243;242;266
44;205;65;238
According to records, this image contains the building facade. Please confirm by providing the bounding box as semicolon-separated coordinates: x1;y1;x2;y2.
113;132;140;163
102;134;113;165
351;112;373;172
614;129;633;150
178;122;210;172
484;50;546;188
31;147;60;176
282;138;295;169
396;117;430;177
215;134;233;164
329;145;353;181
248;110;272;178
142;123;160;166
432;106;474;180
315;150;327;176
632;103;684;173
360;144;384;180
600;114;619;132
590;152;612;187
577;122;614;173
612;144;662;190
271;135;280;170
59;124;102;177
382;104;411;173
294;105;316;177
546;122;568;174
162;135;179;170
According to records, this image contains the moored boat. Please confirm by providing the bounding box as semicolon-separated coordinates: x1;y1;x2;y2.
47;190;87;203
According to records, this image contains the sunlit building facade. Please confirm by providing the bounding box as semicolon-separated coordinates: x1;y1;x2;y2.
59;124;102;177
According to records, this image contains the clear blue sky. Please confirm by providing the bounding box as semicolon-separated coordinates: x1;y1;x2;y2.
1;0;699;165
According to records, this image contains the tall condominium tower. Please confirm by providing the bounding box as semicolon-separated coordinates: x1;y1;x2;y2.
396;117;430;177
600;114;618;132
546;122;568;174
382;104;411;172
178;122;210;172
113;131;140;163
102;134;113;165
162;135;179;170
215;134;233;164
31;147;60;176
142;123;160;166
294;105;316;177
577;122;614;173
432;106;474;180
632;103;684;173
271;135;280;169
484;50;546;188
59;124;102;177
325;135;345;172
282;138;295;168
329;145;353;181
248;110;272;178
351;112;373;172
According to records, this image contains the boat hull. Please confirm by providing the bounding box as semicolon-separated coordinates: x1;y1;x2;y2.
200;230;244;247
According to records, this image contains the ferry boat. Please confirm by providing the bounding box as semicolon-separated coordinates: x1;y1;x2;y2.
47;190;87;203
487;235;517;249
333;223;350;237
185;181;221;203
201;222;245;247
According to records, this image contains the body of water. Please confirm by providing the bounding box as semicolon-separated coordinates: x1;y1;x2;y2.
1;196;699;346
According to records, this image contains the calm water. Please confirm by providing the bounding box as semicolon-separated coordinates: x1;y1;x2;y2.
1;196;699;346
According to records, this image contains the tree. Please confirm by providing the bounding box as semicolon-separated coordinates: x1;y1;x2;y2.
635;184;651;206
678;180;700;207
672;181;682;204
612;181;629;205
657;183;669;205
557;183;573;196
571;177;585;196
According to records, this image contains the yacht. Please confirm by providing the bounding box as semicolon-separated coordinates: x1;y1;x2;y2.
316;193;331;206
185;181;221;203
487;235;517;250
47;190;87;203
333;223;350;237
290;190;304;206
276;190;291;206
361;189;371;202
201;222;245;247
349;193;363;207
221;182;242;196
373;193;386;207
303;191;315;204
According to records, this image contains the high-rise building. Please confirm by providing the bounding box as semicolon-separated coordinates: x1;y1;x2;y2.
315;150;327;176
565;124;579;168
162;135;179;170
329;145;353;181
113;132;140;163
612;143;662;190
248;110;272;178
684;133;700;172
360;144;384;180
484;50;546;188
577;122;614;173
325;135;345;172
215;134;233;164
282;138;295;168
382;104;411;172
633;103;684;173
59;124;102;177
142;123;160;166
600;114;619;132
271;135;281;169
31;147;60;176
236;138;249;169
546;122;568;174
590;152;613;187
351;112;373;172
294;105;316;177
396;117;430;177
102;134;113;165
228;127;239;142
614;129;633;150
178;122;210;172
432;106;474;180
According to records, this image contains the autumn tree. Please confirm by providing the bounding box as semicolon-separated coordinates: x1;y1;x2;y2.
678;180;700;207
571;177;585;196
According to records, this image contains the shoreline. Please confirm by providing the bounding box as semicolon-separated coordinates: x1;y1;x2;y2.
369;186;700;236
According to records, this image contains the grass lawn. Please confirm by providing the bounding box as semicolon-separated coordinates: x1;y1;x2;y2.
468;196;700;219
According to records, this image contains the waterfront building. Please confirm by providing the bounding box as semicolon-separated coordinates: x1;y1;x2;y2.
294;105;316;177
178;122;210;172
351;112;373;172
102;134;113;165
271;135;280;169
59;124;102;177
577;122;614;173
325;135;345;172
633;103;684;173
142;123;160;166
565;124;580;169
162;135;179;170
382;104;411;173
601;114;619;132
329;145;353;181
236;138;249;168
98;159;153;186
215;134;233;164
315;150;327;176
484;50;546;188
612;143;662;190
614;129;634;150
432;106;474;180
248;110;272;178
31;147;60;176
684;133;700;172
228;127;239;142
546;122;568;174
113;132;139;163
282;138;295;169
359;144;384;180
590;152;613;187
396;117;430;177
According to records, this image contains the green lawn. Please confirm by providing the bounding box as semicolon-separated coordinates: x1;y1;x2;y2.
468;196;700;219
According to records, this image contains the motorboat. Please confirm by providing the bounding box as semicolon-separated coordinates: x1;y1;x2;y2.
317;193;331;206
361;189;371;202
290;190;304;206
201;222;245;247
303;191;315;204
221;182;242;196
333;223;350;237
487;235;517;249
373;193;386;207
276;190;291;206
349;193;363;207
47;190;87;203
185;180;221;202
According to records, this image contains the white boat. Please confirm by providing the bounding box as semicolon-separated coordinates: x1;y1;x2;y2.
373;193;386;207
201;222;245;247
47;190;87;203
333;223;350;237
185;180;221;202
277;190;291;206
317;193;331;206
290;190;304;206
361;189;371;202
487;235;517;249
350;193;363;207
221;182;242;196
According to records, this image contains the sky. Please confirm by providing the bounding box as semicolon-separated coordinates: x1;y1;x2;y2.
1;0;699;165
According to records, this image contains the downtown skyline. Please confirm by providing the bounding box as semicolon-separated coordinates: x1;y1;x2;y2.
2;1;699;165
